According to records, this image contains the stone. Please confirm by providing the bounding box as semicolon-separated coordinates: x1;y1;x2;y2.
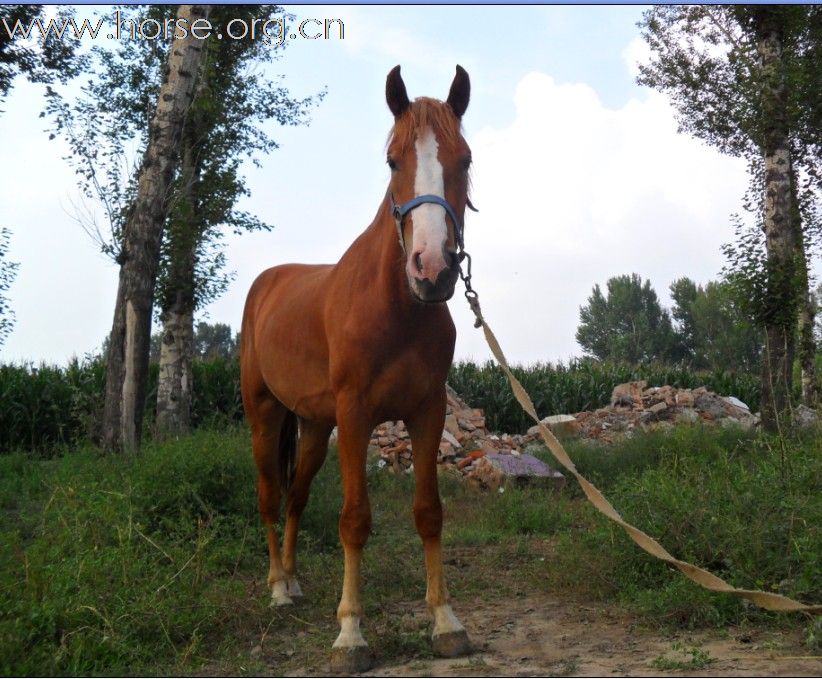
694;392;728;419
439;441;455;457
457;453;484;471
675;390;694;408
723;396;750;412
677;409;699;424
480;439;500;455
649;401;668;414
468;456;505;490
483;452;564;488
441;429;461;448
444;414;460;436
611;381;647;407
540;414;580;438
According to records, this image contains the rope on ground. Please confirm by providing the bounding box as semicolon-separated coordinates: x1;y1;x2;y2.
463;290;821;615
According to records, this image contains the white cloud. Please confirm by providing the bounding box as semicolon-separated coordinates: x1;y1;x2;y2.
304;6;470;76
447;70;748;365
622;36;651;79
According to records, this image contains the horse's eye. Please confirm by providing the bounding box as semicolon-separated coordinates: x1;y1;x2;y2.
387;157;397;171
462;156;472;171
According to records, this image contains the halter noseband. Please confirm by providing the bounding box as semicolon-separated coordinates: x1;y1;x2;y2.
390;193;476;254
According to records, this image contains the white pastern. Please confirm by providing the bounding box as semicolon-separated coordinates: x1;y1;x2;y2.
432;604;465;636
270;579;294;606
411;128;447;264
333;615;368;648
286;577;303;598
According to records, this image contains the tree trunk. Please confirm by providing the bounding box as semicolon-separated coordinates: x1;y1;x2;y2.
798;285;818;408
155;94;203;437
101;5;210;453
156;301;194;436
754;8;798;433
790;169;819;409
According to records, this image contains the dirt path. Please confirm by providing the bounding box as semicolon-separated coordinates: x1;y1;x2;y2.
359;594;821;677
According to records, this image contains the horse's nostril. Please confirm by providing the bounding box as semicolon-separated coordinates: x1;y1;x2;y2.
414;252;424;273
447;251;459;270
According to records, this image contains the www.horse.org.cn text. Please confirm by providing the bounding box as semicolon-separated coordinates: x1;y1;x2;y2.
1;12;345;46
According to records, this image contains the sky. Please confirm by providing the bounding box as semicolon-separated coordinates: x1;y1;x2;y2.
0;5;762;366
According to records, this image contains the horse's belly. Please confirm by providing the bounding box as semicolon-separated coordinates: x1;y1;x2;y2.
258;335;336;424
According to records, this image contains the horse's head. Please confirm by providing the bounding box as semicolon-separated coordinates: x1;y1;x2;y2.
385;65;472;304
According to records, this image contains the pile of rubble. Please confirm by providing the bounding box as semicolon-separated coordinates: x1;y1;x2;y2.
564;381;761;444
367;381;775;489
370;386;563;490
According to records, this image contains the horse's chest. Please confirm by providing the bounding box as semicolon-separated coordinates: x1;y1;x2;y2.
334;340;451;422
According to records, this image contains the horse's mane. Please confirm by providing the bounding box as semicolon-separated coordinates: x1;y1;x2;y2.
387;97;463;153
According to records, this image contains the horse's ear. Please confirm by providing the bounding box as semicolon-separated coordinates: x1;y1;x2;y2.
386;65;410;118
446;65;470;119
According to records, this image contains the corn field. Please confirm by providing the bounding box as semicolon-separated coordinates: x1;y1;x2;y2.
0;356;763;454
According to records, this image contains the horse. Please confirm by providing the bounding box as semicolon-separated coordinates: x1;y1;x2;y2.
240;64;474;672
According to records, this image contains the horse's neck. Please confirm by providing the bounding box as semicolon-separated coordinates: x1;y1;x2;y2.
335;196;414;314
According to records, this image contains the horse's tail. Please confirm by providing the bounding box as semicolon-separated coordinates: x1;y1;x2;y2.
278;410;299;494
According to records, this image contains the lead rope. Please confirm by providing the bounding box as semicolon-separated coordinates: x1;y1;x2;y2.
457;252;821;615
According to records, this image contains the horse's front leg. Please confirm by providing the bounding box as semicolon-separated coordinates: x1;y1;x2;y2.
330;402;373;673
407;393;471;658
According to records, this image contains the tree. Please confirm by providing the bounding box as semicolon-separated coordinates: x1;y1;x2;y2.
576;274;676;364
670;277;762;372
149;321;239;362
669;277;699;363
0;5;84;106
46;5;321;437
0;228;18;347
637;5;821;429
101;5;211;452
193;322;239;360
153;6;319;436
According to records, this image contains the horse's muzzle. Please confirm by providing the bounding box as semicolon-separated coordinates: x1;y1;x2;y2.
410;256;460;303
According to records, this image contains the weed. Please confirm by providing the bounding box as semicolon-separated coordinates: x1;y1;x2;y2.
651;642;714;670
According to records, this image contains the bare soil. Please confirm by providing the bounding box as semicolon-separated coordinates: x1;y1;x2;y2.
354;594;821;678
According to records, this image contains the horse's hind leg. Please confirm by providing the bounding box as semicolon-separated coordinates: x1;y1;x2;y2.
248;394;294;606
406;393;471;658
281;418;332;598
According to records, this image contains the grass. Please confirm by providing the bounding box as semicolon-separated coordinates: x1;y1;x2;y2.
0;424;819;674
651;642;714;670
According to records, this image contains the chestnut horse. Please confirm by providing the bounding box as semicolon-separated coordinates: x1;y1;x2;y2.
240;65;473;672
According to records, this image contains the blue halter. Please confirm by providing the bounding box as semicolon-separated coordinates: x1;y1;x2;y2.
390;193;465;253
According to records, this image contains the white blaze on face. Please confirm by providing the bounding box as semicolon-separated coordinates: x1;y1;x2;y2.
409;127;448;282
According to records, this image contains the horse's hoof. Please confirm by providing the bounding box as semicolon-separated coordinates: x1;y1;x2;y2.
432;629;471;657
286;577;304;598
330;645;372;674
269;593;294;607
270;579;294;606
